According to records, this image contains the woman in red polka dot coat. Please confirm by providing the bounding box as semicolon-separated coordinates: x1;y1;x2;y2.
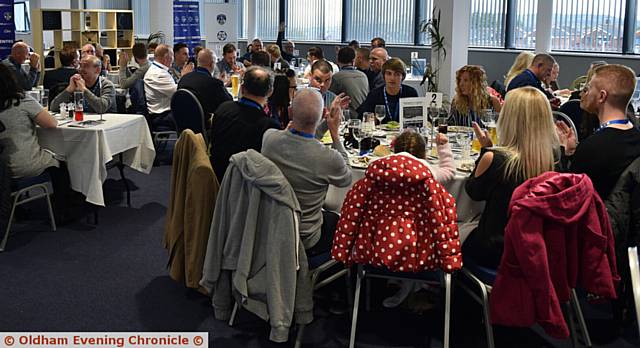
331;132;462;273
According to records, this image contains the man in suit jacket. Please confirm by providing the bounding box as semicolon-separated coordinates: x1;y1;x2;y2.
177;48;232;118
43;46;79;90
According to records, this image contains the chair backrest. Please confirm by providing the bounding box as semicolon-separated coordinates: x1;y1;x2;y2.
171;89;208;143
628;246;640;337
49;83;68;108
553;111;578;140
128;79;148;115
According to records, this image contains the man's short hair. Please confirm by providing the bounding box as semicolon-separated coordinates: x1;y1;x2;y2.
266;44;281;58
382;58;406;80
291;88;324;129
531;53;555;68
59;46;77;67
311;59;333;74
371;37;386;48
82;55;102;69
132;43;147;60
348;40;360;48
356;47;370;60
593;64;637;110
251;51;271;67
337;47;356;65
148;42;158;50
223;43;237;55
173;43;187;53
243;66;274;97
307;47;324;60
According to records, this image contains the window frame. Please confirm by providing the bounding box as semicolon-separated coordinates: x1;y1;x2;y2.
14;0;31;33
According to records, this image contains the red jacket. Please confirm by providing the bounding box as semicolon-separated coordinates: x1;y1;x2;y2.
331;154;462;273
490;172;619;338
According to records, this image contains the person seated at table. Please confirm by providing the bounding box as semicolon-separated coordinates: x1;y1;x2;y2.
357;58;418;123
170;43;194;82
276;21;298;62
143;44;177;131
266;44;290;72
569;60;607;91
366;47;388;90
348;40;360;49
50;55;117;114
371;37;386;49
240;38;264;67
0;64;58;178
557;64;640;201
503;51;534;88
250;51;272;68
215;43;244;86
267;72;294;128
559;63;604;141
118;43;151;89
507;53;560;108
81;43;95;58
303;47;339;78
94;43;111;76
464;86;558;269
449;65;502;127
261;88;351;255
1;42;40;92
209;66;280;180
177;48;232;121
44;46;79;91
330;47;369;117
380;129;456;308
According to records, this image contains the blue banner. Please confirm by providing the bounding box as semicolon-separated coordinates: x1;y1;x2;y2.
173;0;201;56
0;0;14;60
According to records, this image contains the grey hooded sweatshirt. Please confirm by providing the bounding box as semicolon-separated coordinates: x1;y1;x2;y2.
200;149;313;343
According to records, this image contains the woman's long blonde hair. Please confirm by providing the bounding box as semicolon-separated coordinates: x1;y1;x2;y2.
504;51;535;87
452;65;491;116
496;87;558;181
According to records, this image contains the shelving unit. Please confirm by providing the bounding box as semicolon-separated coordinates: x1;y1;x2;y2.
32;9;134;70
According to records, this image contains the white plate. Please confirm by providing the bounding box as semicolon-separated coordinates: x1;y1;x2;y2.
349;157;371;169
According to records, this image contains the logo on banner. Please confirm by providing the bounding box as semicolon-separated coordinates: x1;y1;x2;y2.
217;14;226;25
3;11;11;21
217;31;227;41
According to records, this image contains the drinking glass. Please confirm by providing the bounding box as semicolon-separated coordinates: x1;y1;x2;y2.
481;109;497;144
74;91;84;122
348;119;363;154
374;105;386;125
457;132;472;162
41;89;49;111
363;112;376;134
340;109;350;135
231;74;240;98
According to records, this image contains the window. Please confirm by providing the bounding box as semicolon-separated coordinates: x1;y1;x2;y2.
346;0;417;45
14;1;30;32
469;0;506;47
286;0;342;41
246;0;279;40
636;2;640;53
552;0;626;52
513;0;537;49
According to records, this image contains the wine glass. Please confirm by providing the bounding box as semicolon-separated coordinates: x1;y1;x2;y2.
374;105;386;125
340;109;350;135
348;119;363;155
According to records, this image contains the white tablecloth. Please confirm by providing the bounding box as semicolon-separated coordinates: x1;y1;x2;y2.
37;113;156;206
324;161;485;241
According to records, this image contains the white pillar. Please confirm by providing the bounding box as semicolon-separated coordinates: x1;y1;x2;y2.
246;0;257;41
149;0;174;44
535;0;553;52
431;0;470;99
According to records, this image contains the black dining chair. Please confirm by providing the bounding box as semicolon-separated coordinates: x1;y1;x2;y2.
170;89;208;146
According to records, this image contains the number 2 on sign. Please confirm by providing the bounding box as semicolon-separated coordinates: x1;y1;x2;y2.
426;92;443;108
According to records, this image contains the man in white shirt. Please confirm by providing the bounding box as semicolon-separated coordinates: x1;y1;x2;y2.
143;44;177;131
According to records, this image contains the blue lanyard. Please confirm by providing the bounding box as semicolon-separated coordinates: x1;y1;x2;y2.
596;119;629;133
383;86;402;122
289;128;315;138
239;98;263;111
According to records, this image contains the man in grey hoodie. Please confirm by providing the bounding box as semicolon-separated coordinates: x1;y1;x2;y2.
262;88;352;256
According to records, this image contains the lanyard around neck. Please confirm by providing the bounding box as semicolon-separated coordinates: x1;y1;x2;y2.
289;128;315;138
383;86;402;121
596;119;629;133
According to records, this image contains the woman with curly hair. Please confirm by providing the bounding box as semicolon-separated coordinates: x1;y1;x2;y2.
449;65;502;127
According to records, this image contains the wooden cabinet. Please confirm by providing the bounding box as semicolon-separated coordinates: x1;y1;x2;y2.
33;9;135;70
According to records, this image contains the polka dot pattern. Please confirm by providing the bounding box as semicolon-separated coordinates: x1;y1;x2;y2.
331;155;462;273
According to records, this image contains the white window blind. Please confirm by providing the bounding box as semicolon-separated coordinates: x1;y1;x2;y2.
513;0;537;49
346;0;416;45
469;0;506;47
286;0;342;41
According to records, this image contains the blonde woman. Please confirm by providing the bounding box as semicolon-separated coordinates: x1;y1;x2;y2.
449;65;502;126
463;87;558;268
504;51;535;87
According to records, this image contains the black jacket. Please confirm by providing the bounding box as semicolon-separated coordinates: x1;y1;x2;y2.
605;156;640;258
178;67;232;117
0;121;10;242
